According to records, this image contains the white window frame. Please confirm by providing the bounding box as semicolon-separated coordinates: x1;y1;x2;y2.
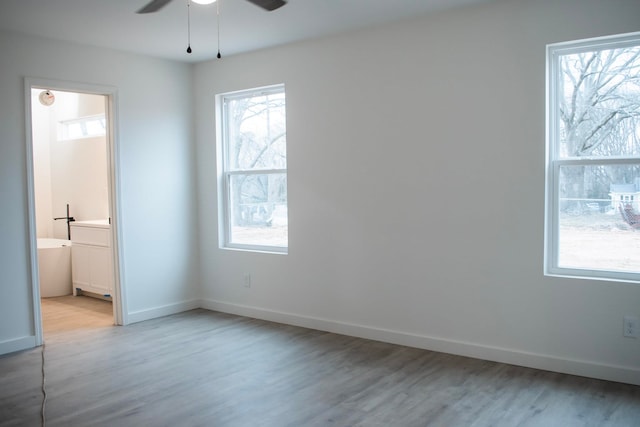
545;32;640;283
216;84;288;254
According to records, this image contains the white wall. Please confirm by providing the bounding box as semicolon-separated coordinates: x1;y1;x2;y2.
50;132;109;234
195;0;640;385
0;31;200;353
31;92;54;238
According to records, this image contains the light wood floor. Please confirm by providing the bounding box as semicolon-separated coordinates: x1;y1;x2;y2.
41;295;114;334
1;306;639;427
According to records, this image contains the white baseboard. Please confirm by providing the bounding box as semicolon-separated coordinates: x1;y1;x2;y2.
127;299;201;324
201;299;640;386
6;299;637;386
0;335;36;356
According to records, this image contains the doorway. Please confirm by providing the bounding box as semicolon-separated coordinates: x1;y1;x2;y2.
25;79;124;342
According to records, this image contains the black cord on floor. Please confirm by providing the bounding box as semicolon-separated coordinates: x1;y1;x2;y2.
41;341;47;427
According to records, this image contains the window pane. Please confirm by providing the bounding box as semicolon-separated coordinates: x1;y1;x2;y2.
66;122;84;139
229;173;288;247
85;118;106;136
558;46;640;159
558;164;640;273
60;116;106;140
226;92;286;171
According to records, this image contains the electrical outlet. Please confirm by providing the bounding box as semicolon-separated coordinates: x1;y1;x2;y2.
243;273;251;288
623;316;638;338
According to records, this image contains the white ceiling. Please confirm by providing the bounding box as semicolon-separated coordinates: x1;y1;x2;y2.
0;0;495;63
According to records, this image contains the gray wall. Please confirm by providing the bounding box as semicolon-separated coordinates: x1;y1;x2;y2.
194;0;640;384
0;31;200;352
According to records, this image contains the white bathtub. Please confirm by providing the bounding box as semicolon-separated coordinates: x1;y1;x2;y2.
37;238;72;297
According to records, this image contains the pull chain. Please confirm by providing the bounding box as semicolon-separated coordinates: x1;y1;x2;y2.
216;0;221;58
186;0;192;53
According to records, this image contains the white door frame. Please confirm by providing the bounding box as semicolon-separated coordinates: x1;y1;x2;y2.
24;77;128;344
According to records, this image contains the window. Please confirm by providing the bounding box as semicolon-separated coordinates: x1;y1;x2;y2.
218;85;287;253
546;32;640;282
59;115;106;140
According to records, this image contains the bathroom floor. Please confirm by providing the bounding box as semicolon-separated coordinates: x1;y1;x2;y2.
41;295;113;334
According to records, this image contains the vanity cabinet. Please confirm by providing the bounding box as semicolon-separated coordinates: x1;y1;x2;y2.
70;220;113;297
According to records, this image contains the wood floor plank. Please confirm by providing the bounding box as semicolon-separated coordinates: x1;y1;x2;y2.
1;305;639;426
41;295;113;334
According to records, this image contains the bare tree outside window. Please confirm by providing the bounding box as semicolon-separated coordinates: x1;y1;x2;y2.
560;47;640;159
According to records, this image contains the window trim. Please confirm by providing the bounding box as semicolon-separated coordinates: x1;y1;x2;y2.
545;31;640;283
216;84;288;254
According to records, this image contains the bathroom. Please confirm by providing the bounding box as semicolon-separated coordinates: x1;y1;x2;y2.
31;88;115;331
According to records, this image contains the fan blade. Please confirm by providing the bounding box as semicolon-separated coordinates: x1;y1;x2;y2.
245;0;287;11
137;0;174;14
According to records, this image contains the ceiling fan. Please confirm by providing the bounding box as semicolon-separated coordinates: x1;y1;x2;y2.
137;0;287;14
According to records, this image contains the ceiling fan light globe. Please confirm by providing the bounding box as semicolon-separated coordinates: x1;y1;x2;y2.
192;0;217;4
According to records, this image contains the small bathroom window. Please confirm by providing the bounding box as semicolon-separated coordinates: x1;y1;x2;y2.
59;115;106;140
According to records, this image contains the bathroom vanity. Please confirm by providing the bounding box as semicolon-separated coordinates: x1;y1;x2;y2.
70;220;113;298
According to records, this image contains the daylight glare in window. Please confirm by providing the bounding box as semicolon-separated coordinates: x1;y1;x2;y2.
59;115;106;140
546;32;640;282
219;85;287;252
